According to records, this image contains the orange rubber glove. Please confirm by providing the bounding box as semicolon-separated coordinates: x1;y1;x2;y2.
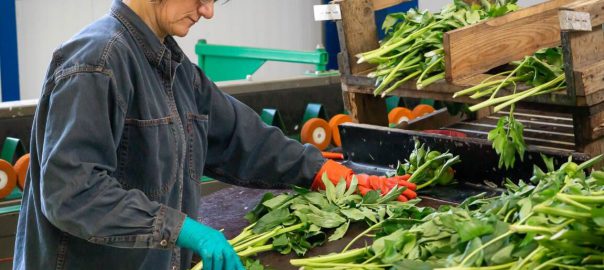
311;160;417;202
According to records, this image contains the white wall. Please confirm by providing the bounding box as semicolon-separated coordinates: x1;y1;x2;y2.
13;0;323;100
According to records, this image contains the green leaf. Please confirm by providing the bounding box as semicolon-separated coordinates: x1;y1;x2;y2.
392;260;434;270
262;194;292;210
252;208;290;234
344;176;358;197
363;190;380;204
272;234;289;247
335;179;347;200
454;218;494;242
592;208;604;226
490;244;515;264
245;193;275;223
328;221;350;242
303;192;330;208
460;238;484;266
307;211;346;228
322;173;337;203
340;208;366;221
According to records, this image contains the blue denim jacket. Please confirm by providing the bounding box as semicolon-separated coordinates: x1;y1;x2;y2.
13;1;325;269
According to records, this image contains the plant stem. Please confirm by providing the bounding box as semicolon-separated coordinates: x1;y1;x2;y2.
290;248;368;266
459;231;514;266
511;246;544;270
532;205;591;219
342;220;385;253
534;255;580;270
418;71;445;90
556;194;592;211
237;244;274;257
559;194;604;204
510;225;555;234
380;70;422;97
435;261;517;270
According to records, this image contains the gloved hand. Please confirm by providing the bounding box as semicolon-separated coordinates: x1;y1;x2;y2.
356;174;417;202
177;217;244;270
311;160;417;202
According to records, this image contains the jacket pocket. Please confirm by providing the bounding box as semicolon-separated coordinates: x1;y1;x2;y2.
186;113;208;183
115;116;178;200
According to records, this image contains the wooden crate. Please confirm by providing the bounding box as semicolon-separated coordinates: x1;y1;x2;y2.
336;0;604;158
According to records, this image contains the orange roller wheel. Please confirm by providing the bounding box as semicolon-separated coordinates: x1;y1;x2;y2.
0;159;17;199
328;114;353;147
14;154;30;190
301;118;332;150
412;104;435;118
388;107;414;125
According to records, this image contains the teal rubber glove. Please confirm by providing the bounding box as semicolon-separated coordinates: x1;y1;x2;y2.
177;217;244;270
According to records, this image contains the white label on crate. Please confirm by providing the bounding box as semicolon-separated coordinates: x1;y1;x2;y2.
559;10;592;31
314;4;342;21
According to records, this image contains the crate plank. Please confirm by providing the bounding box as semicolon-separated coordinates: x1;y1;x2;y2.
372;0;410;11
338;0;379;75
575;61;604;97
444;0;576;83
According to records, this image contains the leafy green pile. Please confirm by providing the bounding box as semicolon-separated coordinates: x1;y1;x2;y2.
292;155;604;270
360;0;518;97
393;141;461;190
229;175;430;258
454;47;566;169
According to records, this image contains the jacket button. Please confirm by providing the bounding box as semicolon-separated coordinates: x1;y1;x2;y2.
160;239;168;247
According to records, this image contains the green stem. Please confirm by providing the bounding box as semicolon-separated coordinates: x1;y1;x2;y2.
290;248;368;265
534;256;580;270
533;205;591;219
556;194;592;211
233;223;304;252
459;231;514;266
510;225;555;234
489;57;529;100
493;74;565;112
511;246;544;270
380;70;422;97
549;263;587;270
435;261;517;270
237;244;274;257
342;220;385;252
454;79;510;98
374;54;419;95
418;71;445;90
295;262;391;268
358;22;438;62
417;58;443;89
560;194;604;204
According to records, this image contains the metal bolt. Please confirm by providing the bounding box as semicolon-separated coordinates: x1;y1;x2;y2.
160;239;168;247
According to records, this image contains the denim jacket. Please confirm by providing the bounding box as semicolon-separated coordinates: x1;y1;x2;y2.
13;1;325;269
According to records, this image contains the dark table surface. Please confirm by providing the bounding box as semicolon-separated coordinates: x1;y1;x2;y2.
198;186;453;270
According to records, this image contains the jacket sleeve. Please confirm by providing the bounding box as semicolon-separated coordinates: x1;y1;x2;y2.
198;68;326;189
39;71;184;249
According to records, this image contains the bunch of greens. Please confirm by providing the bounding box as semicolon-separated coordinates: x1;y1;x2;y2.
360;0;518;97
393;140;461;190
292;154;604;270
193;174;428;267
454;47;566;169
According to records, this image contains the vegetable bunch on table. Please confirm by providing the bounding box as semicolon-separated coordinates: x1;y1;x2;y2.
292;155;604;270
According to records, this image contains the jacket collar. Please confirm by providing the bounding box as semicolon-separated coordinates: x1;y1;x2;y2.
110;0;184;67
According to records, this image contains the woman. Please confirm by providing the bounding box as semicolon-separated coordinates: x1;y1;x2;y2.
13;0;409;269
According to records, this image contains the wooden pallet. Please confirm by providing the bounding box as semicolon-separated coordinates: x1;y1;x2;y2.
335;0;604;158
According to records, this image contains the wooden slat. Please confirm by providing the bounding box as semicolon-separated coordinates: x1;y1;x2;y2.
372;0;409;11
444;0;576;83
561;0;604;27
339;0;379;75
575;61;604;96
342;85;388;125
